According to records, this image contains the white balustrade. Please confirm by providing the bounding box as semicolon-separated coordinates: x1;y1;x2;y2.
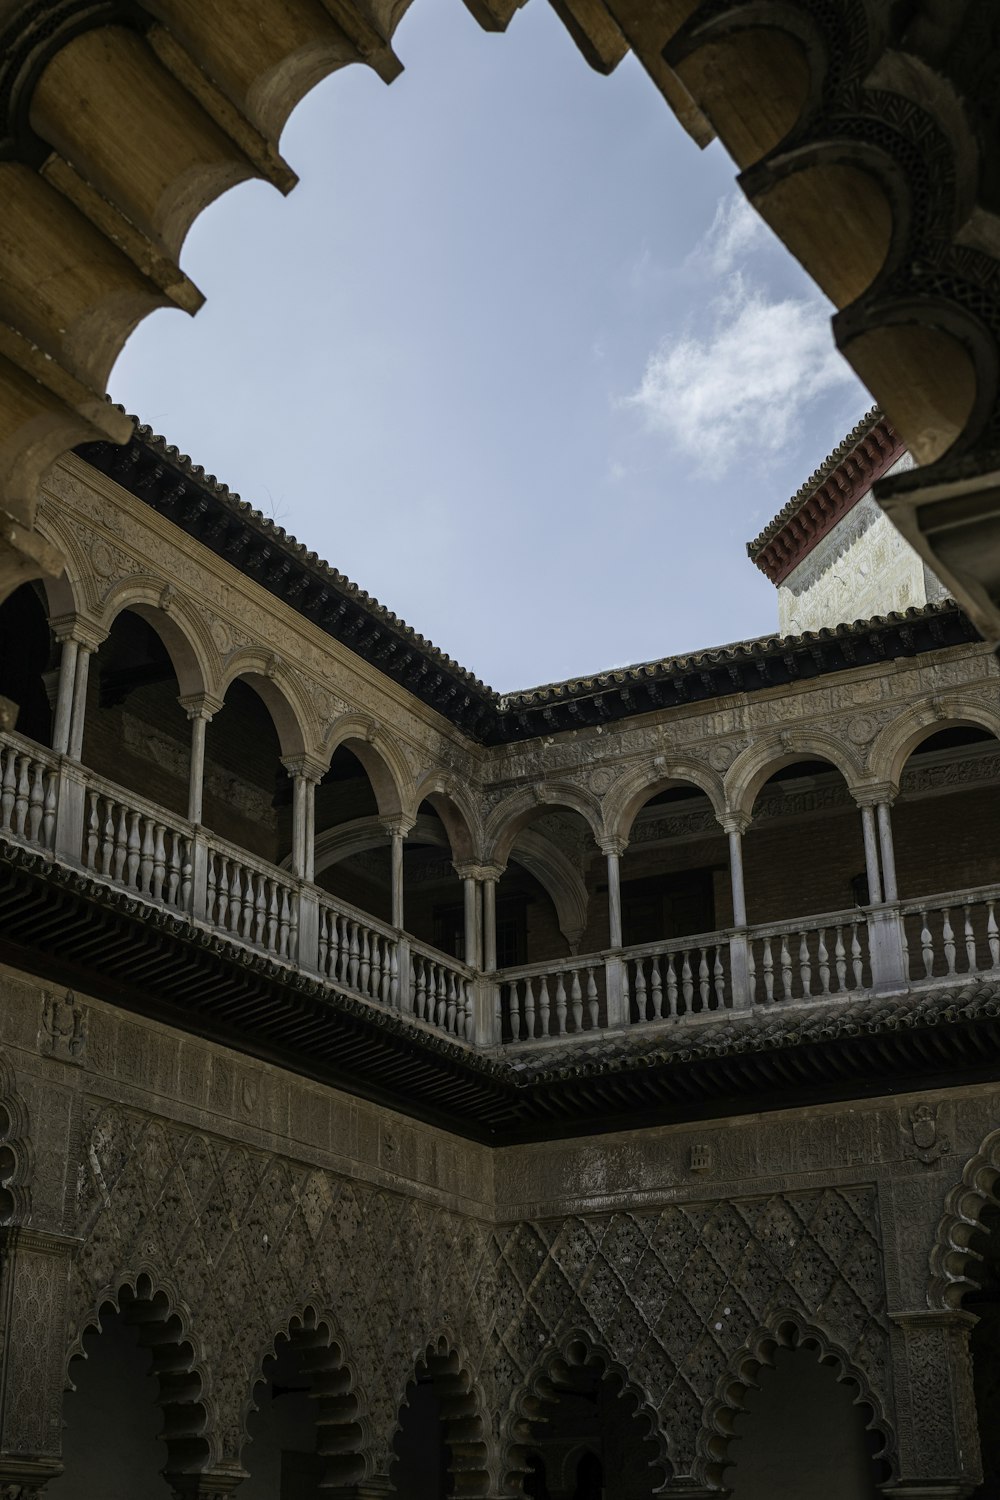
83;785;192;910
749;912;869;1004
903;886;1000;984
0;735;58;850
502;959;607;1042
205;841;297;961
318;900;400;1009
627;937;731;1021
408;941;474;1041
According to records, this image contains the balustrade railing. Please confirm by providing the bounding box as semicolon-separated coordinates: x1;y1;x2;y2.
627;936;732;1021
317;898;399;1008
84;784;192;913
748;911;870;1004
501;957;608;1042
205;836;298;962
407;938;475;1042
903;886;1000;984
0;734;58;850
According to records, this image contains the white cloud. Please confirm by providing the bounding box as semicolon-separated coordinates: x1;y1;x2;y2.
694;193;768;276
625;276;854;478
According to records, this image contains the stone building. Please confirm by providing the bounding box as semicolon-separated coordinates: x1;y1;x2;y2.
0;408;999;1500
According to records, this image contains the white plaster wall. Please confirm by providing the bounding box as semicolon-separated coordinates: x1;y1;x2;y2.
777;455;947;634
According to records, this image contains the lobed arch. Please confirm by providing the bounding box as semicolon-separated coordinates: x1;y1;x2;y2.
929;1124;1000;1312
724;730;868;824
485;780;604;867
696;1312;894;1491
602;757;726;846
242;1304;368;1487
868;696;1000;792
97;576;218;701
218;650;315;760
66;1270;217;1479
390;1334;490;1498
505;1329;672;1495
0;1049;32;1226
322;714;409;819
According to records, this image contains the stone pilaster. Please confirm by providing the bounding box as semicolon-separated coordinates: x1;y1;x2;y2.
888;1310;981;1497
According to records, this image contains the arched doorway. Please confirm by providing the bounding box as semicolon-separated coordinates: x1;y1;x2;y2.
52;1280;207;1500
390;1341;488;1500
515;1339;667;1500
725;1343;882;1500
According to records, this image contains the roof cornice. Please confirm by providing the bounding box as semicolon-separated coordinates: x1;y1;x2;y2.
748;409;904;585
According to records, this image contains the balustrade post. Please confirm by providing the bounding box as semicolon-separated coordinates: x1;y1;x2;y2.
472;975;501;1047
605;955;626;1029
601;837;627;950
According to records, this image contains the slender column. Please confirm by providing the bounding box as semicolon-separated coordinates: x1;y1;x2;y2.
722;813;749;927
464;874;480;969
66;641;92;761
178;695;221;826
859;800;883;905
304;773;317;884
50;634;79;754
282;756;326;883
482;865;502;973
602;838;626;949
291;773;307;879
380;817;411;930
877;796;899;902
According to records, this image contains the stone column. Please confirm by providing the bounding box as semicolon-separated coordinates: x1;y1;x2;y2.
878;795;899;903
380;816;412;931
601;837;626;950
859;799;884;905
722;813;749;927
0;1227;80;1495
179;694;221;827
454;864;482;969
49;630;79;756
481;864;503;973
66;641;93;762
282;756;324;882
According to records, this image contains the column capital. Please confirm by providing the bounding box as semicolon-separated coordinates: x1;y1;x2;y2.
453;860;487;882
49;613;105;651
719;810;751;835
281;753;326;784
379;814;415;839
854;784;897;808
479;861;505;883
0;1457;64;1496
178;692;224;722
599;836;628;858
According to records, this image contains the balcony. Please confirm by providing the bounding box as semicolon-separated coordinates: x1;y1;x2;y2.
4;728;999;1063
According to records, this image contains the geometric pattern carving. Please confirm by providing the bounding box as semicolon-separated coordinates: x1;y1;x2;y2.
71;1103;892;1483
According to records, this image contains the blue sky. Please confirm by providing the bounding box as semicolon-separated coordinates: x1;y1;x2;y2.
109;0;871;693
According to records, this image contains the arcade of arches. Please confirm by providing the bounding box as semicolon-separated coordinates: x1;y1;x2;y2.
0;444;998;1497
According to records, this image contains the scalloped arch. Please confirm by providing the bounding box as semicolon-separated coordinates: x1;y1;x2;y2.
0;1048;33;1226
66;1270;218;1476
390;1334;490;1497
696;1312;894;1490
242;1303;369;1487
929;1125;1000;1311
505;1328;672;1494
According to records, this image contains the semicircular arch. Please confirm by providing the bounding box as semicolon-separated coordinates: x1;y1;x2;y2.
486;782;603;867
219;650;315;759
97;576;218;700
870;696;1000;791
725;731;867;822
603;757;726;844
323;715;409;818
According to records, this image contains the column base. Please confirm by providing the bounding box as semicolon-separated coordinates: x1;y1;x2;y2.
0;1457;63;1497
